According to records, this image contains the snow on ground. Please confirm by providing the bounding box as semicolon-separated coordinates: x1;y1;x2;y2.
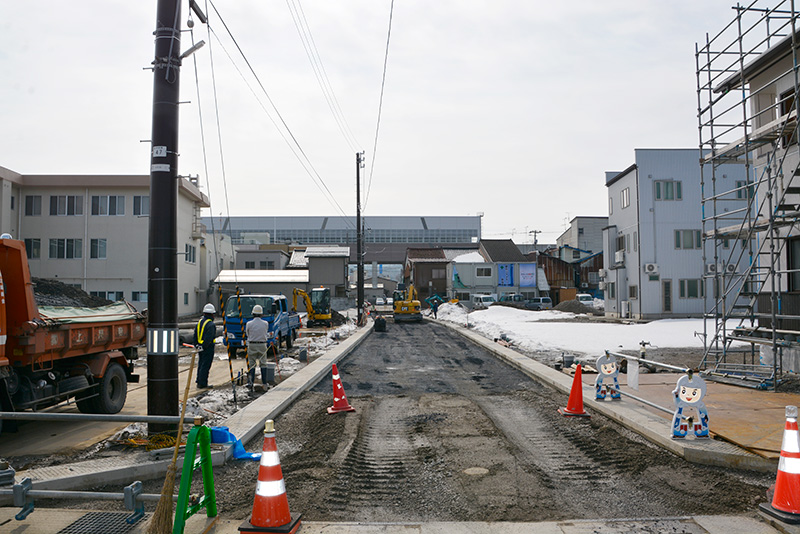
437;302;715;357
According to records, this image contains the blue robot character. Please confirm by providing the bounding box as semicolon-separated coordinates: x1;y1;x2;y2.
671;372;709;439
595;352;621;400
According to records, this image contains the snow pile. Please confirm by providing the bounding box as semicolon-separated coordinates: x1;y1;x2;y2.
452;251;486;263
440;304;715;356
279;357;302;375
437;302;468;322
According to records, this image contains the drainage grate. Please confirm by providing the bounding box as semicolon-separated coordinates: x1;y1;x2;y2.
57;511;146;534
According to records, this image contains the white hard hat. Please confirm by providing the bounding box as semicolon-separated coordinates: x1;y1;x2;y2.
252;304;263;315
203;303;216;314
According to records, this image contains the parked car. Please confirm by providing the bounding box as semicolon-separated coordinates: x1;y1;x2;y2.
576;293;595;308
376;297;386;306
499;293;524;303
525;296;552;311
386;297;394;305
470;294;497;309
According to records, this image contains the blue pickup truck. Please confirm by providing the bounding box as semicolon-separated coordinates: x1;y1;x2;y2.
223;294;301;358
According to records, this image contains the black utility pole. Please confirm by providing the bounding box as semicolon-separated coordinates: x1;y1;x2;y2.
147;0;182;436
356;152;365;325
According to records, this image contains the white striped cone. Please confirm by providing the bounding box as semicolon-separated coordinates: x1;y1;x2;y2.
240;420;301;533
772;406;800;515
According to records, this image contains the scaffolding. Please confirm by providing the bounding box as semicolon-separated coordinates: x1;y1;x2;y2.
697;1;800;389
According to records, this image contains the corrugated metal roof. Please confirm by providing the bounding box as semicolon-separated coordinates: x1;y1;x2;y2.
406;248;446;261
287;249;307;268
215;270;309;283
305;246;350;257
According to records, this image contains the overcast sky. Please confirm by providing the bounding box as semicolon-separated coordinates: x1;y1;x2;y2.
0;1;740;244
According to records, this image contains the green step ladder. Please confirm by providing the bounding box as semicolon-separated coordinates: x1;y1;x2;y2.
173;424;218;534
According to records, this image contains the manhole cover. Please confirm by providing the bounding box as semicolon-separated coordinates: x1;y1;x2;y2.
58;511;144;534
463;467;489;476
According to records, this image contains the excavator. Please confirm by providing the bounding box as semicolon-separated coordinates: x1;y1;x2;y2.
392;283;422;323
293;287;332;327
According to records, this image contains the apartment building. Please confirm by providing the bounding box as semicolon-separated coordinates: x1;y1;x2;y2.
0;166;223;316
603;149;748;319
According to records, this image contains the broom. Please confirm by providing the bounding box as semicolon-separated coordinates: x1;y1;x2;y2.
147;345;197;534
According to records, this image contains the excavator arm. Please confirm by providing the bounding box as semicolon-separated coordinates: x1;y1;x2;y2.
292;288;315;316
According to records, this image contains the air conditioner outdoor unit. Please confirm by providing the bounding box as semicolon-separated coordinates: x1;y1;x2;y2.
725;263;736;274
581;282;589;288
705;263;720;275
615;250;624;263
643;263;659;275
598;281;606;290
598;269;607;278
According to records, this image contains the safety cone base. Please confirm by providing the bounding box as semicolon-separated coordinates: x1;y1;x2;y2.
558;407;590;417
759;503;800;524
239;513;302;533
327;404;356;414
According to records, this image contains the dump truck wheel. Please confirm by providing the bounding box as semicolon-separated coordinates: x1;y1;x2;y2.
94;363;127;414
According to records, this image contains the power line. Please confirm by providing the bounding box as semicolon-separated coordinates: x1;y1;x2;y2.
206;0;354;227
286;0;361;153
363;0;395;212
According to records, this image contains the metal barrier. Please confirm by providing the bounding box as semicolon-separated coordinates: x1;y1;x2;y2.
0;412;202;424
0;477;176;523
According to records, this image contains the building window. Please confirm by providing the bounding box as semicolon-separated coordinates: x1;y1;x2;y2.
432;268;446;278
108;291;124;301
133;195;150;216
184;244;196;264
132;291;148;303
609;197;613;215
10;196;15;210
735;181;754;199
621;187;630;209
655;180;682;201
25;195;41;216
91;195;125;216
616;235;625;252
24;238;40;259
260;261;268;269
608;282;616;299
245;261;255;269
90;238;107;259
674;230;701;250
184;293;189;305
633;231;638;252
49;195;83;216
629;285;638;299
476;267;492;277
679;279;704;298
578;228;584;235
572;250;581;259
90;291;107;300
49;238;82;259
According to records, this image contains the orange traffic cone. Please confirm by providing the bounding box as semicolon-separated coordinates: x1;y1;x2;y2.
558;364;590;417
760;405;800;524
327;363;356;414
239;420;302;534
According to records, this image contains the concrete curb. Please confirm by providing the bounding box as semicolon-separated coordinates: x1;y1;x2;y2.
13;324;373;491
437;318;777;472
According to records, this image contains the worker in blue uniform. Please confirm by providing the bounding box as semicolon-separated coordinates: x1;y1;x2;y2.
194;303;217;389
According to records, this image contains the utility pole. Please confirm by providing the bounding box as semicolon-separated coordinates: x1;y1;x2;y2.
529;229;541;247
356;152;365;325
147;0;182;436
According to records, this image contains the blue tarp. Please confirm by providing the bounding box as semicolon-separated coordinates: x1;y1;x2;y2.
209;426;261;461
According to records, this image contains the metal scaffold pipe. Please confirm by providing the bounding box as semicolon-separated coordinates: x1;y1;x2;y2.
0;412;199;424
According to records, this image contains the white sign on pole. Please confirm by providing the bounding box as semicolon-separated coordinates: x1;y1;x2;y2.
627;359;639;391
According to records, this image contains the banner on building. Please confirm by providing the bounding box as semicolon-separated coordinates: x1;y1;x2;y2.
519;263;537;287
498;264;514;287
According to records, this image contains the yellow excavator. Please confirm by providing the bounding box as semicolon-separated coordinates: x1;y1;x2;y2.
293;287;332;327
392;283;422;323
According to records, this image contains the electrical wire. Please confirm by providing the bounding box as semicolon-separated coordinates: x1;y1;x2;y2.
207;0;354;226
286;0;361;153
363;0;395;212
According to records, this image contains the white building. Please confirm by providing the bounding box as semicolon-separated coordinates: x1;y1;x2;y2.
0;166;224;317
556;216;608;262
603;149;748;320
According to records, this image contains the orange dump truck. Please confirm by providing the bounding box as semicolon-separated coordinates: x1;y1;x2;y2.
0;238;146;415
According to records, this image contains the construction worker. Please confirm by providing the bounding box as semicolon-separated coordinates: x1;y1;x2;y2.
194;303;217;389
245;304;270;389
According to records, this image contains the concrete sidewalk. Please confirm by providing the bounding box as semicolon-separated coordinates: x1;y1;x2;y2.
0;509;785;534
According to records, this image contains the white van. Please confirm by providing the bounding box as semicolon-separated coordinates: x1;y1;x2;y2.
576;294;595;308
471;294;497;309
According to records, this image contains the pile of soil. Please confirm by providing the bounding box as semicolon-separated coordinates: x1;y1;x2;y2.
331;309;347;326
32;277;112;307
554;299;595;314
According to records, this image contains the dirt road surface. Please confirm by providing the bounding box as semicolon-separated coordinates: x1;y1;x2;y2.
107;320;770;523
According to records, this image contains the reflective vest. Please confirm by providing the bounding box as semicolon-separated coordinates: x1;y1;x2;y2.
197;317;214;345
